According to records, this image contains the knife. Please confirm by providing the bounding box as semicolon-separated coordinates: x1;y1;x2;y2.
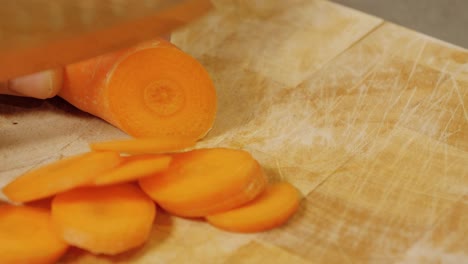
332;0;468;49
0;0;212;81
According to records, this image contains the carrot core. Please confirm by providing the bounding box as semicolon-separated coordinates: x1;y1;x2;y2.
143;79;184;116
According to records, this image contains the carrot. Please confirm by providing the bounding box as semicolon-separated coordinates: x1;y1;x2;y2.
90;136;196;154
3;151;121;203
0;205;69;264
60;38;217;140
93;154;171;186
26;197;54;210
139;148;268;217
51;184;156;255
206;182;301;233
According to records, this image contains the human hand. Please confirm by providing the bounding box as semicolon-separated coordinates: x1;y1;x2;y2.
0;68;63;99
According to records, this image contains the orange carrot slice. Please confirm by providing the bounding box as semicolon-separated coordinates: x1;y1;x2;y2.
60;38;217;140
0;205;69;264
51;184;156;255
93;154;171;186
90;136;196;154
139;148;268;217
206;182;301;233
25;197;53;210
3;152;121;203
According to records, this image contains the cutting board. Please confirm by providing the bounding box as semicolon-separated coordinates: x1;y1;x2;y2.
1;0;467;263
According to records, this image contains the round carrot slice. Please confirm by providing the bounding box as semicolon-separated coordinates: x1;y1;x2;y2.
0;205;69;264
89;136;196;155
206;182;301;233
93;154;172;186
3;151;121;203
51;184;156;255
139;148;268;217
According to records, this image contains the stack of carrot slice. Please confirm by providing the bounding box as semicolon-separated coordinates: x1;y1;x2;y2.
1;137;301;263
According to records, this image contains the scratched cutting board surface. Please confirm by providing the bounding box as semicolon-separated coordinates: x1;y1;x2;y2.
1;0;467;263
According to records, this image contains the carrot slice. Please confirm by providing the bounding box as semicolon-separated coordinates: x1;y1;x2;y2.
26;197;53;210
51;184;156;255
90;136;196;154
139;148;268;217
60;38;217;140
93;154;171;186
3;152;121;203
0;205;69;264
206;182;301;233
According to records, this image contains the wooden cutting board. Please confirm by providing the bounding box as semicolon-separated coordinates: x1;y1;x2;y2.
1;0;467;263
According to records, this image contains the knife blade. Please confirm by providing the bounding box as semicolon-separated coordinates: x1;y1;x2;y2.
0;0;212;81
332;0;467;49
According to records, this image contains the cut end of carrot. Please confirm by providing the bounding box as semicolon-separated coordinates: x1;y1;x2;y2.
206;182;301;233
2;151;121;203
93;154;171;186
106;40;217;139
139;148;268;217
89;136;196;154
0;205;69;264
62;38;217;140
51;184;156;255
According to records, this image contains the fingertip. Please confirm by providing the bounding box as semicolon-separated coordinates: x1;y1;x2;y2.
8;68;63;99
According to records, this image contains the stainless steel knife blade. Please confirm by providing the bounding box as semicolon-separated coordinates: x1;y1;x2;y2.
0;0;212;81
332;0;468;48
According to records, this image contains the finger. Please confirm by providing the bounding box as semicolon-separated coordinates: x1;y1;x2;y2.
0;68;63;99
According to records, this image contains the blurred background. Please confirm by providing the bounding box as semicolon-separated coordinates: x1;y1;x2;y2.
334;0;467;47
